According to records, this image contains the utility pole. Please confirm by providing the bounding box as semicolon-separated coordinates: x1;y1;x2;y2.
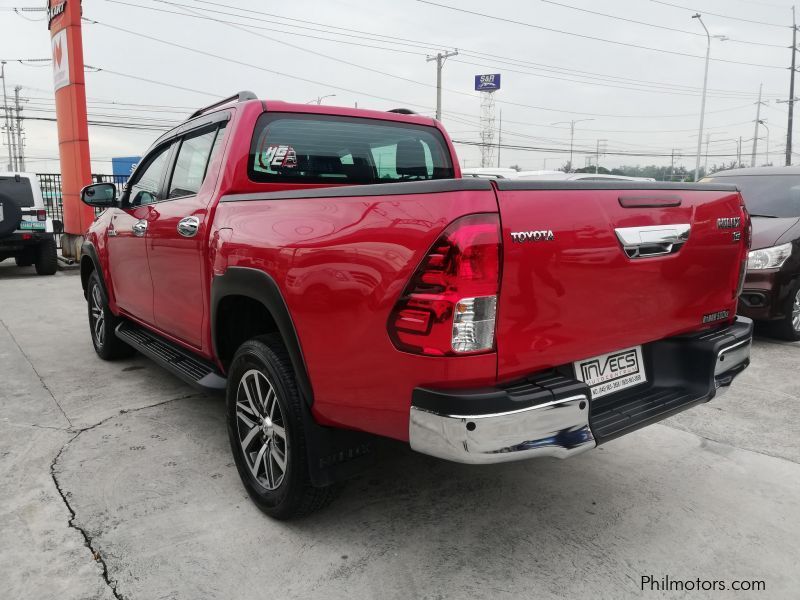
595;139;606;173
670;149;676;180
752;83;764;166
497;109;502;168
738;136;742;166
787;6;797;166
13;86;24;172
552;118;594;172
703;132;711;176
426;49;458;121
1;61;14;171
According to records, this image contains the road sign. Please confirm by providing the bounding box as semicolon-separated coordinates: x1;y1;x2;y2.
475;74;501;91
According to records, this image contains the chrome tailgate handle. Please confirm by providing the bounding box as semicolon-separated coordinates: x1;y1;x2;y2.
177;216;200;238
615;224;690;259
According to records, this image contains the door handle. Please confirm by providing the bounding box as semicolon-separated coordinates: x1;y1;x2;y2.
132;219;148;237
177;216;200;238
614;224;690;259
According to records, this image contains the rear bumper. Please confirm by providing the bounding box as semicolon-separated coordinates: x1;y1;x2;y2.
409;318;752;464
0;231;53;253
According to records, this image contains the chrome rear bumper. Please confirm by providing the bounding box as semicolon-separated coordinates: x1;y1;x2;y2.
409;318;752;464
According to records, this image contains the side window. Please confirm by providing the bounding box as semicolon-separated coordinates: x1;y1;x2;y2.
167;126;223;199
126;144;172;207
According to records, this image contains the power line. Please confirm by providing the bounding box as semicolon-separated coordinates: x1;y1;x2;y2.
416;0;786;69
106;0;780;100
648;0;789;28
88;17;763;119
540;0;787;48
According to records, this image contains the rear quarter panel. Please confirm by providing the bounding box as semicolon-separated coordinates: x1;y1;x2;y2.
214;188;498;441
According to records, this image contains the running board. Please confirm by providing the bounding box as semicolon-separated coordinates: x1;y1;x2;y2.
115;321;227;393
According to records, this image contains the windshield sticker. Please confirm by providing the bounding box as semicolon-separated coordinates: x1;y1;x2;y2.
254;144;297;172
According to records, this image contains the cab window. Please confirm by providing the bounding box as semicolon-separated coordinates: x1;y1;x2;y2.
248;113;454;184
126;144;173;207
167;125;226;199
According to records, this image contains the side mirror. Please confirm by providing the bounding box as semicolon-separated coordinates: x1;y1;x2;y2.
81;183;117;207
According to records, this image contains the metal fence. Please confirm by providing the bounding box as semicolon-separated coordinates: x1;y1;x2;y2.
36;173;129;249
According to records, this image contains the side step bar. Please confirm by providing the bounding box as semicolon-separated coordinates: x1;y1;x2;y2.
115;321;227;393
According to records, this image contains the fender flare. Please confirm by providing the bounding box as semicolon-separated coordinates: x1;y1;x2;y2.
80;241;110;301
210;267;314;406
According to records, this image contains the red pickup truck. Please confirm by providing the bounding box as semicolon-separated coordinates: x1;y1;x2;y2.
79;92;753;519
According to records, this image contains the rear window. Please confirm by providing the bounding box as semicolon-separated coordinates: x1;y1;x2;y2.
248;113;454;185
702;174;800;218
0;176;34;207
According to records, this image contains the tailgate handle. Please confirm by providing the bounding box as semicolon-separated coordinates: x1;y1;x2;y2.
615;224;690;259
619;195;682;208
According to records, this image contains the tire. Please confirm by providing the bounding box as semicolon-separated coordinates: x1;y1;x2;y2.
87;271;135;360
226;335;337;519
15;248;34;267
34;237;58;275
770;281;800;341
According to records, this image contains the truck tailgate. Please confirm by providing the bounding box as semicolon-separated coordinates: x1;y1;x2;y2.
494;181;746;381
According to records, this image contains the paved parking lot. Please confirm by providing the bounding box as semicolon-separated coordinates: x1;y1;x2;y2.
1;261;799;599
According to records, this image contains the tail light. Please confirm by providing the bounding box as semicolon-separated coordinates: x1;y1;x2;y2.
37;210;47;221
388;213;501;356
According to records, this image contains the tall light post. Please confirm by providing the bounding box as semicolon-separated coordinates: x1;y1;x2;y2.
691;14;728;181
759;120;770;165
552;118;594;172
1;61;14;171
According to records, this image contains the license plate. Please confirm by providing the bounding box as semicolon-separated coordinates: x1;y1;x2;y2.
19;220;45;231
574;346;646;399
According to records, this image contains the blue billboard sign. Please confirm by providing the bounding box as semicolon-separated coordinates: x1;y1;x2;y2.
475;74;501;91
111;156;141;178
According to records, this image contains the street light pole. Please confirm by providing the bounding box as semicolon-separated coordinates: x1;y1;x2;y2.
692;14;711;181
307;94;336;105
759;120;770;165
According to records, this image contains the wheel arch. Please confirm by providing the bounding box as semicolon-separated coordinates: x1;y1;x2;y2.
211;267;314;406
80;242;108;300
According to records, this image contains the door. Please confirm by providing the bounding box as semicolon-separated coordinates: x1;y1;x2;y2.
107;143;174;325
147;124;226;349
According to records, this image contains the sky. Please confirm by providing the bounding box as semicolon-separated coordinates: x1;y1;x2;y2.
0;0;797;174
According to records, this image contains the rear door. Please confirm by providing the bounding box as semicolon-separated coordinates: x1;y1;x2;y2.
494;181;747;381
147;122;227;349
107;143;174;325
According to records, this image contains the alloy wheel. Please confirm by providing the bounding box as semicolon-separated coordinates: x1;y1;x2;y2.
793;288;800;332
90;285;105;347
235;369;288;491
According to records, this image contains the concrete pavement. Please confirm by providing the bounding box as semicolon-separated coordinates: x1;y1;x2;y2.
1;260;798;599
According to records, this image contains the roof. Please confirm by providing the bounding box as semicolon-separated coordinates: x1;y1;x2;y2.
710;166;800;177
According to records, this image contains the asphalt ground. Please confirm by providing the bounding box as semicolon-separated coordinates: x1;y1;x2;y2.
1;260;798;599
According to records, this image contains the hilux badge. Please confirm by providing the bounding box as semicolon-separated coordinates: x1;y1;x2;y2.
510;230;555;243
717;217;741;229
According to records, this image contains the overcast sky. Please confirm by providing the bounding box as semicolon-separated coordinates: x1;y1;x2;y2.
0;0;796;174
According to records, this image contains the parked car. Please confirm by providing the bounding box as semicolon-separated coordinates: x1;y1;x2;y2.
78;92;753;519
702;166;800;340
0;172;59;275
